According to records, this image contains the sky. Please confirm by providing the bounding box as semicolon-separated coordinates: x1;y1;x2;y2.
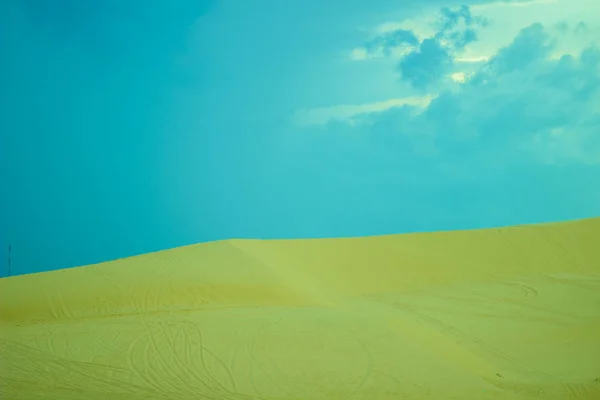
1;0;599;277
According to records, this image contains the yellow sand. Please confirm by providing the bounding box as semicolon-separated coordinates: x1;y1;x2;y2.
1;218;600;400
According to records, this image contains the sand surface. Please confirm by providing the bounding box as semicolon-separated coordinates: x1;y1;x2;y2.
1;218;600;399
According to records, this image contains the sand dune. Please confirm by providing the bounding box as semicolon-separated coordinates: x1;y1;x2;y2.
1;218;599;399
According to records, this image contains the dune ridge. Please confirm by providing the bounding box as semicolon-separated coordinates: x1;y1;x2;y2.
1;218;600;399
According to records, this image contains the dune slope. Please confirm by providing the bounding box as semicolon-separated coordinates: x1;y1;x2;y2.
1;218;600;399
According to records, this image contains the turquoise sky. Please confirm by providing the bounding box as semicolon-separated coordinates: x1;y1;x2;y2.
1;0;599;276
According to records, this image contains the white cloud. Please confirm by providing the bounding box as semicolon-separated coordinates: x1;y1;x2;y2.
450;72;469;83
349;48;369;60
455;56;490;63
470;0;559;11
294;96;434;126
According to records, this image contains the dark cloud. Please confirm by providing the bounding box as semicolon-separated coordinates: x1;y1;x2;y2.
295;23;600;187
364;4;487;64
435;4;488;50
398;38;454;89
393;5;487;88
444;27;479;50
487;23;554;74
438;5;488;31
